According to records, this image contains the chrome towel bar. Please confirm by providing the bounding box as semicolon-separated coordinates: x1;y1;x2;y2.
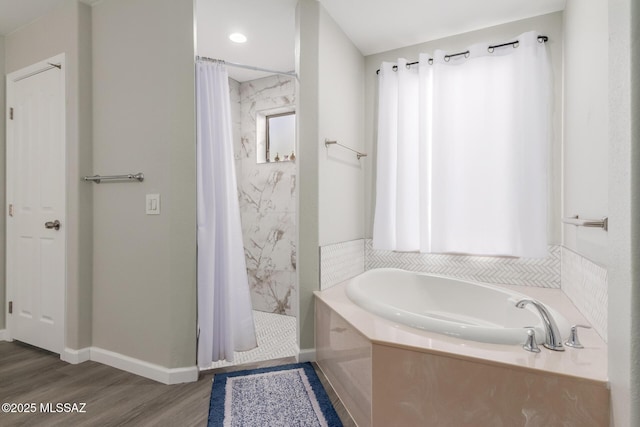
83;173;144;184
324;139;367;160
562;215;608;231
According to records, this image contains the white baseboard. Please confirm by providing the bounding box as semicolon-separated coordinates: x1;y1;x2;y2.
7;339;197;384
90;347;198;385
0;329;8;341
61;347;91;364
297;347;316;363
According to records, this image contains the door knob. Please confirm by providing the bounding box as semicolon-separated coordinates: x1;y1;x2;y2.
44;220;61;230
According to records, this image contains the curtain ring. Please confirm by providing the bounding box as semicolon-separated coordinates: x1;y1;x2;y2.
487;46;494;53
513;41;519;48
464;51;470;58
428;58;433;65
444;55;451;62
406;63;411;70
392;65;398;72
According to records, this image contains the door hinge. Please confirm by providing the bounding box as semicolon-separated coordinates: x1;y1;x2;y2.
8;301;12;314
9;107;13;120
8;204;13;217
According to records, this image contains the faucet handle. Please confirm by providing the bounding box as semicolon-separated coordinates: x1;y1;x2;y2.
523;327;541;353
565;324;591;349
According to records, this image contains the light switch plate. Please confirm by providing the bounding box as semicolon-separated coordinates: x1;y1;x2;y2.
146;194;160;215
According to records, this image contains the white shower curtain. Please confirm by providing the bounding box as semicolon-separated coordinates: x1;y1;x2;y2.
196;60;256;367
373;31;550;258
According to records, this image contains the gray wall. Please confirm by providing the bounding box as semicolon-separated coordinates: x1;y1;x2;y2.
296;0;321;351
91;0;196;368
563;0;608;265
363;13;564;245
75;0;93;351
4;0;197;370
296;0;365;352
0;36;4;330
608;0;640;424
318;7;365;247
4;0;93;349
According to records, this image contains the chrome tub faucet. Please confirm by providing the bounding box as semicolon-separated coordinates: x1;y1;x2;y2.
515;299;565;351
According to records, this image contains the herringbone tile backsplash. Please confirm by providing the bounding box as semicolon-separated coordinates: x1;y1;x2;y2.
320;240;365;290
319;239;561;289
365;240;561;288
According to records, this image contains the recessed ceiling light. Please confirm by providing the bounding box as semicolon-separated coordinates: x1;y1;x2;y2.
229;33;247;43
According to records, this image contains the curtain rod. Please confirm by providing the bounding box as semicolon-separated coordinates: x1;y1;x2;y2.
196;56;297;79
375;35;548;75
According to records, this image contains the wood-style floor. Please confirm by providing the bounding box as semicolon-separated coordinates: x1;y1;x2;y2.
0;341;356;427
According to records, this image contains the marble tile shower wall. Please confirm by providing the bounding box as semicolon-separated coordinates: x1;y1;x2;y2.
230;75;297;316
230;79;242;168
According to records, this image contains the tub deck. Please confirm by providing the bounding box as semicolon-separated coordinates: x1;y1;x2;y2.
316;279;607;382
314;278;609;426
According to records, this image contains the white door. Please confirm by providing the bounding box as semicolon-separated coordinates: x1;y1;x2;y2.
6;55;66;354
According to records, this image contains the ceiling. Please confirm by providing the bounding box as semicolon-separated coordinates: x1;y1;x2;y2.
320;0;566;56
197;0;565;82
196;0;297;82
2;0;566;81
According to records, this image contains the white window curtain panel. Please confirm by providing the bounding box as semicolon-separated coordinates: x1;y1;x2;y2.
373;31;550;258
196;60;257;367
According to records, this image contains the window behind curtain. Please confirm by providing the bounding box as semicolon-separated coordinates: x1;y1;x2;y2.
373;31;550;258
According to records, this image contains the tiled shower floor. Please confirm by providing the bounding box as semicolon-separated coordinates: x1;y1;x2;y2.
208;310;297;369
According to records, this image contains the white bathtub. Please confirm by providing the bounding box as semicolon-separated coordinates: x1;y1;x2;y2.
345;268;571;346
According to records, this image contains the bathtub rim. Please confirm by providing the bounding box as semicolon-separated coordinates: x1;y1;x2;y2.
345;267;571;345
